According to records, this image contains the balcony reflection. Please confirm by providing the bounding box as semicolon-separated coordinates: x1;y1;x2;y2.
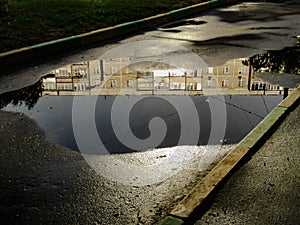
0;57;292;112
42;57;288;97
0;57;290;153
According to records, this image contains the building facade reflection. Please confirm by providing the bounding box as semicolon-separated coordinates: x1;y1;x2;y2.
42;58;287;96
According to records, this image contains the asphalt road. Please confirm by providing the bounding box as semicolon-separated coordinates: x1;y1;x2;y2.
0;1;299;225
0;110;234;225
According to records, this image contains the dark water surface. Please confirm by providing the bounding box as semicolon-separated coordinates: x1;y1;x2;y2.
1;95;282;154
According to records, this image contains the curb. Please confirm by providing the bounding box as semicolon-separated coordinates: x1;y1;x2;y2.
158;86;300;224
0;0;239;69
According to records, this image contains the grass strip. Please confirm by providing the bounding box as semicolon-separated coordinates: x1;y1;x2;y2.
0;0;206;53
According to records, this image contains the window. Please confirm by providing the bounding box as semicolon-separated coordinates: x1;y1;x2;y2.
207;67;213;74
57;83;73;90
126;67;132;74
189;70;201;77
252;82;259;90
187;83;194;90
111;80;117;88
74;68;87;78
238;76;245;87
58;70;70;78
223;66;229;74
222;80;229;87
197;69;203;77
81;83;87;90
196;83;202;90
94;79;101;85
207;76;213;87
110;67;116;75
259;83;265;90
94;67;100;74
189;70;200;77
74;83;87;91
127;80;134;87
145;71;153;76
238;67;246;74
43;82;56;90
137;78;153;90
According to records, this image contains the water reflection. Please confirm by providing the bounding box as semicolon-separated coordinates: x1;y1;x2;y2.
41;57;285;96
0;95;282;154
246;41;300;93
0;56;292;154
0;79;43;110
248;39;300;75
1;56;292;111
2;94;281;154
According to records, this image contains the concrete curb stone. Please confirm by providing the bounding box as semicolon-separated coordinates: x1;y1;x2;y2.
238;106;287;149
78;27;118;46
0;0;239;69
31;36;81;58
171;146;249;218
279;86;300;108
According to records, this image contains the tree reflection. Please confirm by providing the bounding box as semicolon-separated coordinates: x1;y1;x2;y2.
246;40;300;74
0;79;43;110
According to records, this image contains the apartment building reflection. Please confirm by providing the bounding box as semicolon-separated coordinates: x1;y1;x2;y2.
42;58;285;96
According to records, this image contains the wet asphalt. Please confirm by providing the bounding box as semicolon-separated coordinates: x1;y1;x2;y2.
0;110;233;225
0;0;300;225
193;100;300;225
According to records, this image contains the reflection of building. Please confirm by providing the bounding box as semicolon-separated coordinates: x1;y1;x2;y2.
202;58;249;90
251;81;282;91
42;58;287;96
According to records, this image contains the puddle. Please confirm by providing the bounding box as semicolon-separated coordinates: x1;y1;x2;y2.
1;94;282;154
0;54;289;154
